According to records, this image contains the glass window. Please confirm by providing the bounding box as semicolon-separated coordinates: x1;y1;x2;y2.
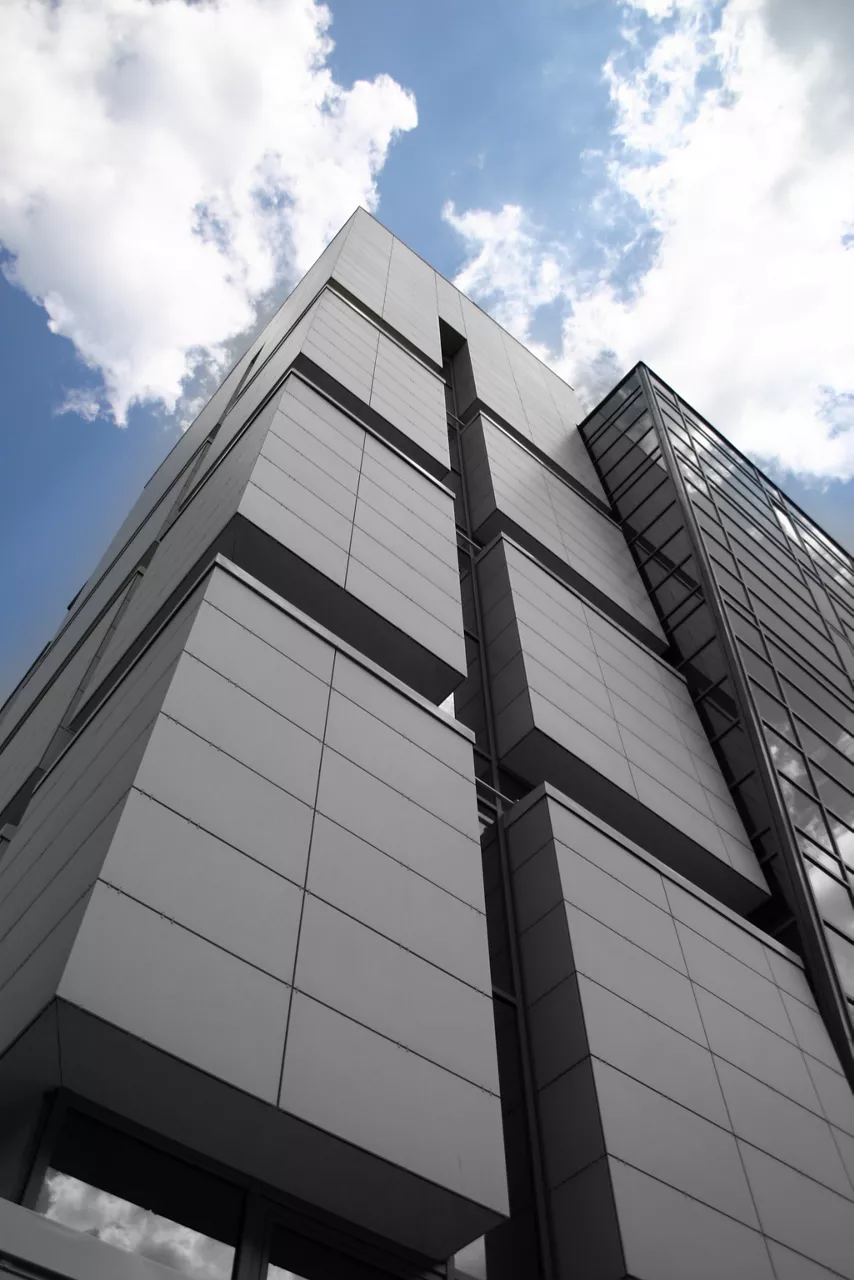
726;526;804;597
751;601;846;690
808;579;844;635
826;928;854;1001
796;828;843;876
807;864;854;939
785;681;854;761
736;638;778;690
621;405;656;448
746;579;840;661
35;1111;241;1278
682;466;710;499
812;765;854;830
599;408;652;470
606;446;661;496
727;602;765;650
614;454;667;509
780;778;832;851
799;724;854;791
717;495;790;559
716;567;750;608
733;541;812;608
765;727;812;790
697;519;730;563
774;649;854;732
651;377;677;406
662;413;692;448
583;378;641;447
772;503;801;546
750;678;795;740
826;813;854;872
266;1226;394;1279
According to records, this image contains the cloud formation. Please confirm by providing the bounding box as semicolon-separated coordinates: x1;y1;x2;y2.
40;1172;232;1276
445;0;854;482
0;0;416;423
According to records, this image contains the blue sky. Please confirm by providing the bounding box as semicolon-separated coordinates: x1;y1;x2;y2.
2;0;853;696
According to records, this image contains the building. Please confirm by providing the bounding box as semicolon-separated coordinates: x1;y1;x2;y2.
0;208;852;1280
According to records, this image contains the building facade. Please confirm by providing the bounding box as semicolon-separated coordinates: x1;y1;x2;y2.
0;208;852;1280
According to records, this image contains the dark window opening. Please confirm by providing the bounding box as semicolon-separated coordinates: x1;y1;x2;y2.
34;1110;242;1277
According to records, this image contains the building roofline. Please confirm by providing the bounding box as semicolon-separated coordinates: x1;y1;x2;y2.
350;206;579;394
635;361;854;570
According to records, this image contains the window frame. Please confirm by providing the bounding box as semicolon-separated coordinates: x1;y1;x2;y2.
24;1092;445;1280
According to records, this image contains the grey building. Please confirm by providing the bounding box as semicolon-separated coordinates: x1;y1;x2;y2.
0;208;852;1280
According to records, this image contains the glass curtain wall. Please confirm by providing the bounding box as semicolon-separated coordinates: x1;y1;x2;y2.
581;366;854;1022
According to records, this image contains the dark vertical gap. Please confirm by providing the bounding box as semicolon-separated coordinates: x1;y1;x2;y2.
443;336;555;1280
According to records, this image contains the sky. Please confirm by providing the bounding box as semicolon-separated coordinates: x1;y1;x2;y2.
1;0;853;697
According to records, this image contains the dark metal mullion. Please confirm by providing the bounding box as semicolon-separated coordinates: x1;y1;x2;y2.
728;534;806;602
703;458;784;529
742;566;847;663
673;398;851;858
625;498;679;550
707;719;741;749
643;550;696;595
615;466;669;524
793;712;854;781
715;494;794;567
634;523;689;573
746;599;854;715
17;1092;69;1210
764;625;854;718
674;632;718;673
650;366;854;582
598;424;658;478
608;448;665;508
640;365;854;1083
781;520;854;702
752;620;851;714
689;424;771;502
692;672;731;706
659;594;705;633
589;399;648;459
583;385;644;449
233;1193;268;1280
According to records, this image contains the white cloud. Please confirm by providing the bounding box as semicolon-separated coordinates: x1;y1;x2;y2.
443;0;854;482
442;203;567;354
55;387;105;422
40;1172;232;1276
0;0;417;424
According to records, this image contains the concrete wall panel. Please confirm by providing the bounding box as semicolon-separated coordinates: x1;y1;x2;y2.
507;788;853;1280
479;539;766;902
464;418;661;638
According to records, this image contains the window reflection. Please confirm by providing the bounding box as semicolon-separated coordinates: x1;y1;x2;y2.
826;930;854;1000
806;864;854;938
780;779;832;851
34;1111;241;1278
644;378;854;1018
795;828;841;876
766;728;811;789
826;814;854;871
37;1171;235;1278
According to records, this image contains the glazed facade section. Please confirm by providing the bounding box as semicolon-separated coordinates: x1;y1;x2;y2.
581;368;854;1067
0;209;852;1280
